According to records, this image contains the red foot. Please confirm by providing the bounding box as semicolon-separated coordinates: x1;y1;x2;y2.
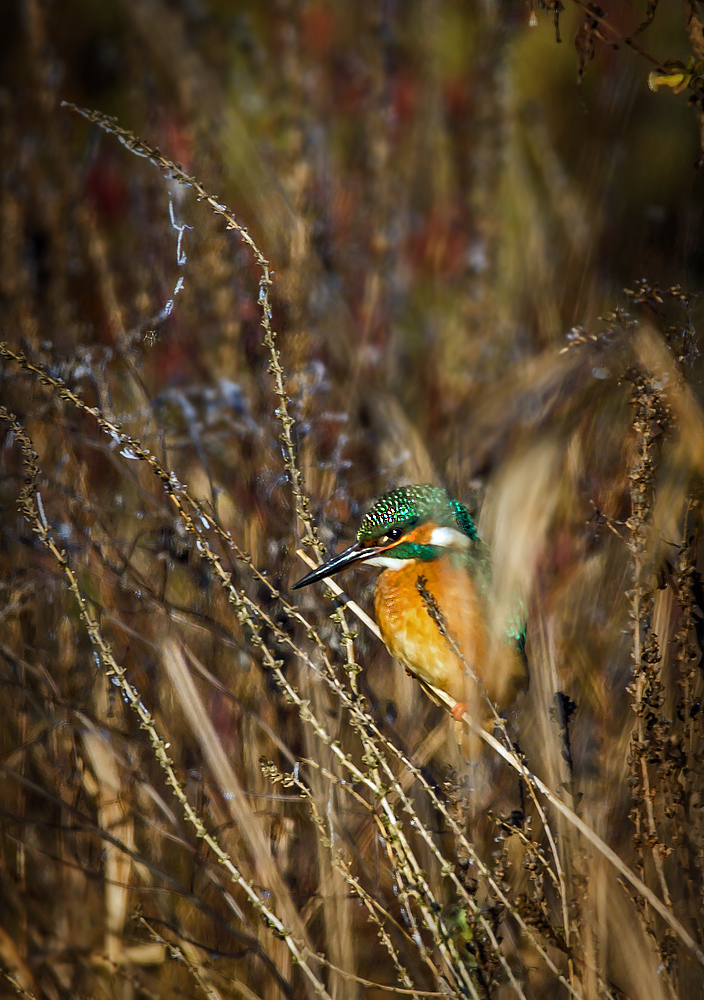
451;701;468;722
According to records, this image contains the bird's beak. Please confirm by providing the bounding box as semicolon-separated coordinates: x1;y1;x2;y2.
292;541;375;590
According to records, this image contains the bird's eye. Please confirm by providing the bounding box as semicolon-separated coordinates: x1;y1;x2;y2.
385;526;403;543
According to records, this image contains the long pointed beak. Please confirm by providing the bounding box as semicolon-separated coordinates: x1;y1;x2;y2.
292;541;374;590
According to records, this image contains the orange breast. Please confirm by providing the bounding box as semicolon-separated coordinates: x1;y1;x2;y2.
374;555;524;715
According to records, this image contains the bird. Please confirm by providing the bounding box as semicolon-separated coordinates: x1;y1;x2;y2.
292;485;526;730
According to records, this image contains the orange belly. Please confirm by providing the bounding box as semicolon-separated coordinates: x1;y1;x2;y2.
374;556;524;714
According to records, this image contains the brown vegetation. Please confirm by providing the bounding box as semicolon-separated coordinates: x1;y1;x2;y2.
2;2;704;998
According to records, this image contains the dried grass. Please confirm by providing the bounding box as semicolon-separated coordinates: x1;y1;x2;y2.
2;3;704;999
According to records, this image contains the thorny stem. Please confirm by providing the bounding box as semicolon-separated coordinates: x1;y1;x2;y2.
628;377;673;913
61;103;323;558
333;608;485;1000
0;971;37;1000
415;576;572;962
276;769;421;997
0;407;333;1000
334;861;423;997
569;0;665;69
135;916;221;1000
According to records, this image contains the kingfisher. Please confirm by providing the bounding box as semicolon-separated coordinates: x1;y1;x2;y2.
292;485;526;728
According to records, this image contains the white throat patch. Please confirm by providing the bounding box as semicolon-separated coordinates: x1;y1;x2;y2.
364;555;413;571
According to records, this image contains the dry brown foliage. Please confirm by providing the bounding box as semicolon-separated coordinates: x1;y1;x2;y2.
2;3;704;999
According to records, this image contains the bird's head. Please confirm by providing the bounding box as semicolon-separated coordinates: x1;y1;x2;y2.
292;485;478;589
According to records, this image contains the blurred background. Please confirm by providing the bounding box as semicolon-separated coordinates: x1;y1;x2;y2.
2;1;704;998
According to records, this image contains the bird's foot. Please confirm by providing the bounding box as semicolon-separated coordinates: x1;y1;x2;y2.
451;701;468;722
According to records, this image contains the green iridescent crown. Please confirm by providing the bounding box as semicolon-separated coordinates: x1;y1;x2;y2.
356;485;477;542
